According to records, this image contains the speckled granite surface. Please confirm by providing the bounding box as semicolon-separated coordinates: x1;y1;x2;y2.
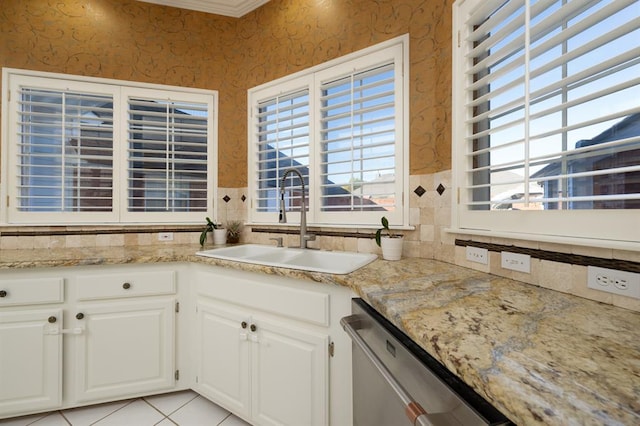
2;244;639;425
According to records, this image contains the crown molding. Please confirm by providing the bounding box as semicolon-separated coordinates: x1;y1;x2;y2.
136;0;270;18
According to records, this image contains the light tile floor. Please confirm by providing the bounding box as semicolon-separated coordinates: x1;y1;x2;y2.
0;390;251;426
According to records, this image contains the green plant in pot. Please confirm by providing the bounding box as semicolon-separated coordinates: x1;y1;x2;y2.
375;216;403;261
226;220;243;244
199;217;223;246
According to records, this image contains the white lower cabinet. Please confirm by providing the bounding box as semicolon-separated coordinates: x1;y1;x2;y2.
0;308;62;416
1;262;354;425
73;299;176;402
0;276;65;417
195;300;250;416
0;265;181;420
250;315;328;426
71;268;178;403
196;300;329;426
192;265;353;426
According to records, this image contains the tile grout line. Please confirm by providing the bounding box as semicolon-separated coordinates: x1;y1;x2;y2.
144;392;201;419
88;399;137;426
217;413;234;426
57;410;72;426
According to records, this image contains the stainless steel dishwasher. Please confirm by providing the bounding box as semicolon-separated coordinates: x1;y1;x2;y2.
341;298;511;426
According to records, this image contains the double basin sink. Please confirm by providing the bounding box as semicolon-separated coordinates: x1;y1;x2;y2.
196;244;377;275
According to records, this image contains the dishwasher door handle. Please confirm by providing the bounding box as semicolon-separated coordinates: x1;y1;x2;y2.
341;315;433;426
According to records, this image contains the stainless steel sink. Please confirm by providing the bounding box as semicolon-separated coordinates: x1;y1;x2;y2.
196;244;377;274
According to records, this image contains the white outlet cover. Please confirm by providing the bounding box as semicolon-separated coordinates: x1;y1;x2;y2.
587;266;640;299
466;246;488;265
501;251;531;273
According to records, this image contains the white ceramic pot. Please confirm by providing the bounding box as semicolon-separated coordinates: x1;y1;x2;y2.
380;236;403;261
213;228;227;245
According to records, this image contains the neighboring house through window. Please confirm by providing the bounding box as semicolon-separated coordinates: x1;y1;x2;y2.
452;0;640;246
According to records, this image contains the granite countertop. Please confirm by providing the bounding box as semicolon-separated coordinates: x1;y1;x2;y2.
2;244;639;425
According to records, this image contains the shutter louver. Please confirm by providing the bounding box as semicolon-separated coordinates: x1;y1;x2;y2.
464;0;640;211
319;63;397;212
255;89;310;213
16;88;114;212
127;98;209;212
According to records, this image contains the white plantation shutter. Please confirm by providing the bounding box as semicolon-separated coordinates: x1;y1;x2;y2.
453;0;640;245
6;76;118;224
125;94;210;214
4;70;216;225
254;88;310;214
319;63;397;214
248;37;408;227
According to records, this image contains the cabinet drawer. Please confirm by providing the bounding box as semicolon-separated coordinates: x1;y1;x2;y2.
0;278;64;306
76;270;176;300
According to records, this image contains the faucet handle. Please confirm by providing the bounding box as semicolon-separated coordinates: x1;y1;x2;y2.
269;237;284;247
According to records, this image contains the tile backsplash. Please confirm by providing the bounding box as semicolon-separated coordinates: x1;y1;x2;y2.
1;177;638;312
242;171;640;313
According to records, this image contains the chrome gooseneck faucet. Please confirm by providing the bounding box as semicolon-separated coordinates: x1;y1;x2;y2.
279;168;316;249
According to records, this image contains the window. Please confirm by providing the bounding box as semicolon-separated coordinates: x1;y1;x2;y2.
248;36;408;227
2;69;217;225
452;0;640;247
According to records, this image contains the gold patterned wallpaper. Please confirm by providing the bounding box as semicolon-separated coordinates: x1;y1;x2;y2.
0;0;453;187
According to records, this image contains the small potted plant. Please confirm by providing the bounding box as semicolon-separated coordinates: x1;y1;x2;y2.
375;216;403;260
199;217;226;246
226;220;243;244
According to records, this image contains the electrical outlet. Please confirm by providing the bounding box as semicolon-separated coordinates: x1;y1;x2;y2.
587;266;640;299
466;246;488;265
501;251;531;273
158;232;174;241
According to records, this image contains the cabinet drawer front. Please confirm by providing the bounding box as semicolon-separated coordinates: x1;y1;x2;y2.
0;278;64;306
76;270;176;300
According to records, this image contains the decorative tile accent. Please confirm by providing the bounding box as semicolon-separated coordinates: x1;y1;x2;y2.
436;183;446;195
414;185;426;197
223;195;231;203
241;195;246;202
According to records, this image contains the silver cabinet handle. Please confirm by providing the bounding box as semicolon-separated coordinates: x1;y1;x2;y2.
341;314;433;426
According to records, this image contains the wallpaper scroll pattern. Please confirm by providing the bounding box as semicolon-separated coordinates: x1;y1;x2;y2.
0;0;453;187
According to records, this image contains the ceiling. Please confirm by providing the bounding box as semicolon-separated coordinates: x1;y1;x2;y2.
136;0;271;17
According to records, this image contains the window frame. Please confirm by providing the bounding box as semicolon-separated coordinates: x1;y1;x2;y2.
1;68;218;226
247;35;409;228
451;0;640;250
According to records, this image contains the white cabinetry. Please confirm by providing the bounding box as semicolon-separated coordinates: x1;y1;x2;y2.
0;265;182;419
250;314;328;426
0;277;64;417
196;300;250;416
192;265;353;426
72;269;177;402
1;260;354;425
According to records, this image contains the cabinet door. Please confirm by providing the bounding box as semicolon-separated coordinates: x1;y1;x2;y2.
195;300;250;419
0;309;62;417
74;299;175;402
251;317;328;426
